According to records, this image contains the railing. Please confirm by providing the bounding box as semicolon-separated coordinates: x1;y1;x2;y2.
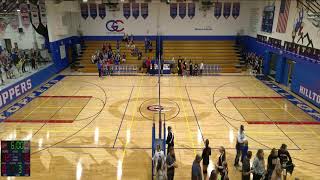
109;64;139;75
203;64;221;75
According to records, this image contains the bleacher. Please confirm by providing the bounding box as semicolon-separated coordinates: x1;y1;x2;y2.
76;40;155;73
163;40;242;73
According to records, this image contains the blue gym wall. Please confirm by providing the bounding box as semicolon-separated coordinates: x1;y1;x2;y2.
243;36;320;108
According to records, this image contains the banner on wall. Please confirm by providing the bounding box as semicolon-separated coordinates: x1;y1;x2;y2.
89;3;97;19
232;2;240;19
141;3;148;19
80;3;89;19
30;3;39;27
132;3;139;19
39;0;47;26
179;3;186;19
170;3;178;19
123;3;131;19
188;3;195;19
214;2;222;19
10;15;19;30
20;3;30;28
98;4;106;19
276;0;291;33
223;2;231;19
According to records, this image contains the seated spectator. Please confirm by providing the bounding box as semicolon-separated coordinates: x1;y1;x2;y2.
278;144;294;174
116;40;120;50
138;51;142;60
148;41;153;52
122;53;126;63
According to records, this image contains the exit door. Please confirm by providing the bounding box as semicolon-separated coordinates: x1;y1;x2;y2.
287;60;295;87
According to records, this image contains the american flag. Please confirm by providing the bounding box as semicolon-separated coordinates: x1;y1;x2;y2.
276;0;291;33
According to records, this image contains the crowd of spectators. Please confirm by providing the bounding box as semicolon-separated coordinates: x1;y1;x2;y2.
92;34;153;77
0;47;48;85
153;125;296;180
244;52;263;75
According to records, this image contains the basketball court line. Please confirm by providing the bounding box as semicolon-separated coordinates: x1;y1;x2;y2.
112;86;135;148
38;95;92;98
185;86;205;144
177;81;196;155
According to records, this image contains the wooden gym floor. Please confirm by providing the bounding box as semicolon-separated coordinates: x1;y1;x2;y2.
0;75;320;180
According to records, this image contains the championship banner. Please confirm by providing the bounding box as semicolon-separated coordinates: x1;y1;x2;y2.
10;15;19;30
223;2;231;19
80;3;89;19
188;3;195;19
89;3;97;19
98;4;106;19
19;3;30;28
132;3;139;19
30;3;39;27
141;3;148;19
170;3;178;19
39;0;47;26
123;3;131;19
232;2;240;19
179;3;186;19
214;2;222;19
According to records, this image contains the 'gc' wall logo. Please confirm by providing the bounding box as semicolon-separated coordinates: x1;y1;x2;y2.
106;20;124;32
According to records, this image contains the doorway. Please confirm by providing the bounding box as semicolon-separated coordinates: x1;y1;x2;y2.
286;60;295;87
269;53;278;79
4;39;12;52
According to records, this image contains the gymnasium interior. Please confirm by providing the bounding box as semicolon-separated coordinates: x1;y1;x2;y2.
0;0;320;179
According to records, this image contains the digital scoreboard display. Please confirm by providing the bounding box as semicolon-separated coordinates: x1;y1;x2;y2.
1;141;30;176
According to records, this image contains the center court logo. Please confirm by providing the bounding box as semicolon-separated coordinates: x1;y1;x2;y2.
106;20;124;32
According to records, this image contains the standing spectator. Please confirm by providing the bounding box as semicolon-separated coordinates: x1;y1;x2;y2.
278;144;294;174
201;139;211;178
267;148;278;179
122;33;128;42
209;169;217;180
235;125;246;167
177;58;182;76
242;151;252;180
200;62;204;75
144;37;148;53
191;154;202;180
189;61;193;76
166;126;174;154
252;149;266;180
116;40;120;50
166;147;177;180
241;140;249;163
97;60;102;77
146;57;151;74
271;158;282;180
216;146;226;179
153;144;166;180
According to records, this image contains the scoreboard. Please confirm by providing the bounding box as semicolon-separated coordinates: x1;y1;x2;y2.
1;141;30;176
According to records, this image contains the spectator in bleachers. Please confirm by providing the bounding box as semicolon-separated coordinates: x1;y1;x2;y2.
148;40;153;52
166;147;177;180
252;149;266;180
116;40;120;50
267;148;278;179
122;53;126;63
191;154;202;180
189;61;193;76
242;151;252;180
144;37;148;53
97;60;102;77
217;146;226;179
201;139;211;178
194;63;199;76
138;51;142;60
